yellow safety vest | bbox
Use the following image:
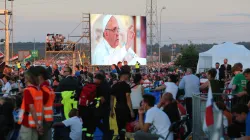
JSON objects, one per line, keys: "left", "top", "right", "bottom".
{"left": 17, "top": 63, "right": 21, "bottom": 69}
{"left": 61, "top": 91, "right": 77, "bottom": 119}
{"left": 135, "top": 63, "right": 140, "bottom": 69}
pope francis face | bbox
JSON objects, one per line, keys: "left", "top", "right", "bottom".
{"left": 104, "top": 16, "right": 120, "bottom": 48}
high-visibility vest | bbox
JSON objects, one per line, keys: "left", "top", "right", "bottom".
{"left": 41, "top": 85, "right": 55, "bottom": 122}
{"left": 61, "top": 91, "right": 77, "bottom": 120}
{"left": 17, "top": 63, "right": 21, "bottom": 69}
{"left": 18, "top": 87, "right": 43, "bottom": 128}
{"left": 135, "top": 63, "right": 140, "bottom": 69}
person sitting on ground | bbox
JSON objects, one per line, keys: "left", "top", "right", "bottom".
{"left": 134, "top": 94, "right": 173, "bottom": 140}
{"left": 216, "top": 102, "right": 232, "bottom": 126}
{"left": 231, "top": 104, "right": 250, "bottom": 139}
{"left": 157, "top": 93, "right": 180, "bottom": 123}
{"left": 53, "top": 108, "right": 83, "bottom": 140}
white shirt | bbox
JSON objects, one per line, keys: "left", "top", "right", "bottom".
{"left": 131, "top": 85, "right": 143, "bottom": 109}
{"left": 215, "top": 68, "right": 219, "bottom": 80}
{"left": 145, "top": 107, "right": 173, "bottom": 140}
{"left": 11, "top": 83, "right": 18, "bottom": 89}
{"left": 92, "top": 39, "right": 136, "bottom": 65}
{"left": 62, "top": 116, "right": 83, "bottom": 140}
{"left": 179, "top": 74, "right": 200, "bottom": 98}
{"left": 143, "top": 79, "right": 152, "bottom": 87}
{"left": 2, "top": 82, "right": 12, "bottom": 93}
{"left": 164, "top": 82, "right": 178, "bottom": 99}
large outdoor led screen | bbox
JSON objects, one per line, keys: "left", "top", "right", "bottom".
{"left": 91, "top": 14, "right": 147, "bottom": 65}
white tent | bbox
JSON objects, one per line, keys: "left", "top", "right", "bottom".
{"left": 196, "top": 42, "right": 250, "bottom": 73}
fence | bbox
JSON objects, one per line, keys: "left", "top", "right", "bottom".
{"left": 192, "top": 94, "right": 208, "bottom": 140}
{"left": 192, "top": 93, "right": 250, "bottom": 140}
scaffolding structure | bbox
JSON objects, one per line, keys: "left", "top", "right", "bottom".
{"left": 146, "top": 0, "right": 158, "bottom": 64}
{"left": 45, "top": 13, "right": 91, "bottom": 72}
{"left": 0, "top": 0, "right": 13, "bottom": 65}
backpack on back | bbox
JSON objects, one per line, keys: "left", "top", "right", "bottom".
{"left": 79, "top": 83, "right": 97, "bottom": 106}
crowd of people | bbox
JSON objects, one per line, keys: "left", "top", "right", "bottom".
{"left": 0, "top": 57, "right": 249, "bottom": 140}
{"left": 46, "top": 34, "right": 66, "bottom": 51}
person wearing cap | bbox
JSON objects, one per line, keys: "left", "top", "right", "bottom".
{"left": 92, "top": 15, "right": 137, "bottom": 65}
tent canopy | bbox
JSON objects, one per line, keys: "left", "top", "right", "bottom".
{"left": 196, "top": 42, "right": 250, "bottom": 73}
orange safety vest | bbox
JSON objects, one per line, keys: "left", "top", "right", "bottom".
{"left": 18, "top": 87, "right": 43, "bottom": 128}
{"left": 41, "top": 85, "right": 55, "bottom": 122}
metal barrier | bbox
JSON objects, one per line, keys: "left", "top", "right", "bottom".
{"left": 191, "top": 93, "right": 247, "bottom": 140}
{"left": 192, "top": 94, "right": 208, "bottom": 140}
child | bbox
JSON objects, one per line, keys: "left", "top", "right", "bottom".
{"left": 53, "top": 108, "right": 83, "bottom": 140}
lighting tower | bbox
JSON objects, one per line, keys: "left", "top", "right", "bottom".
{"left": 146, "top": 0, "right": 158, "bottom": 64}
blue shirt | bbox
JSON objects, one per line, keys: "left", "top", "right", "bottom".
{"left": 75, "top": 71, "right": 80, "bottom": 77}
{"left": 111, "top": 69, "right": 117, "bottom": 74}
{"left": 179, "top": 74, "right": 200, "bottom": 98}
{"left": 246, "top": 112, "right": 250, "bottom": 136}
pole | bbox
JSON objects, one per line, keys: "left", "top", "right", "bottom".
{"left": 5, "top": 0, "right": 6, "bottom": 10}
{"left": 5, "top": 10, "right": 9, "bottom": 65}
{"left": 72, "top": 52, "right": 76, "bottom": 74}
{"left": 159, "top": 7, "right": 165, "bottom": 70}
{"left": 169, "top": 37, "right": 174, "bottom": 62}
{"left": 159, "top": 9, "right": 162, "bottom": 68}
{"left": 11, "top": 0, "right": 14, "bottom": 58}
{"left": 33, "top": 38, "right": 35, "bottom": 62}
{"left": 150, "top": 0, "right": 153, "bottom": 65}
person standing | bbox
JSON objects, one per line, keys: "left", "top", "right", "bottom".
{"left": 56, "top": 67, "right": 78, "bottom": 92}
{"left": 94, "top": 73, "right": 113, "bottom": 140}
{"left": 121, "top": 61, "right": 131, "bottom": 73}
{"left": 215, "top": 62, "right": 220, "bottom": 80}
{"left": 25, "top": 61, "right": 31, "bottom": 71}
{"left": 45, "top": 62, "right": 52, "bottom": 79}
{"left": 52, "top": 64, "right": 60, "bottom": 88}
{"left": 130, "top": 74, "right": 144, "bottom": 120}
{"left": 243, "top": 69, "right": 250, "bottom": 102}
{"left": 219, "top": 58, "right": 232, "bottom": 81}
{"left": 231, "top": 63, "right": 248, "bottom": 104}
{"left": 0, "top": 57, "right": 5, "bottom": 74}
{"left": 46, "top": 34, "right": 51, "bottom": 51}
{"left": 135, "top": 61, "right": 140, "bottom": 73}
{"left": 111, "top": 64, "right": 117, "bottom": 74}
{"left": 179, "top": 68, "right": 200, "bottom": 119}
{"left": 36, "top": 66, "right": 55, "bottom": 140}
{"left": 110, "top": 72, "right": 134, "bottom": 140}
{"left": 18, "top": 67, "right": 44, "bottom": 140}
{"left": 116, "top": 61, "right": 122, "bottom": 75}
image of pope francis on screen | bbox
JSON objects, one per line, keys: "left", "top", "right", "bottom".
{"left": 91, "top": 14, "right": 147, "bottom": 65}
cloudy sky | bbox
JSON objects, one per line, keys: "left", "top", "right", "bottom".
{"left": 0, "top": 0, "right": 250, "bottom": 44}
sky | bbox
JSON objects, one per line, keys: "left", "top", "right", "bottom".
{"left": 0, "top": 0, "right": 250, "bottom": 44}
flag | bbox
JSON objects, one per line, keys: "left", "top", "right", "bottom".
{"left": 24, "top": 54, "right": 31, "bottom": 60}
{"left": 10, "top": 55, "right": 18, "bottom": 61}
{"left": 203, "top": 86, "right": 214, "bottom": 131}
{"left": 0, "top": 52, "right": 4, "bottom": 58}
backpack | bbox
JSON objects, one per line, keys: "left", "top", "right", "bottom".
{"left": 79, "top": 83, "right": 97, "bottom": 106}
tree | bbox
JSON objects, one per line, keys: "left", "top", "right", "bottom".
{"left": 174, "top": 45, "right": 199, "bottom": 72}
